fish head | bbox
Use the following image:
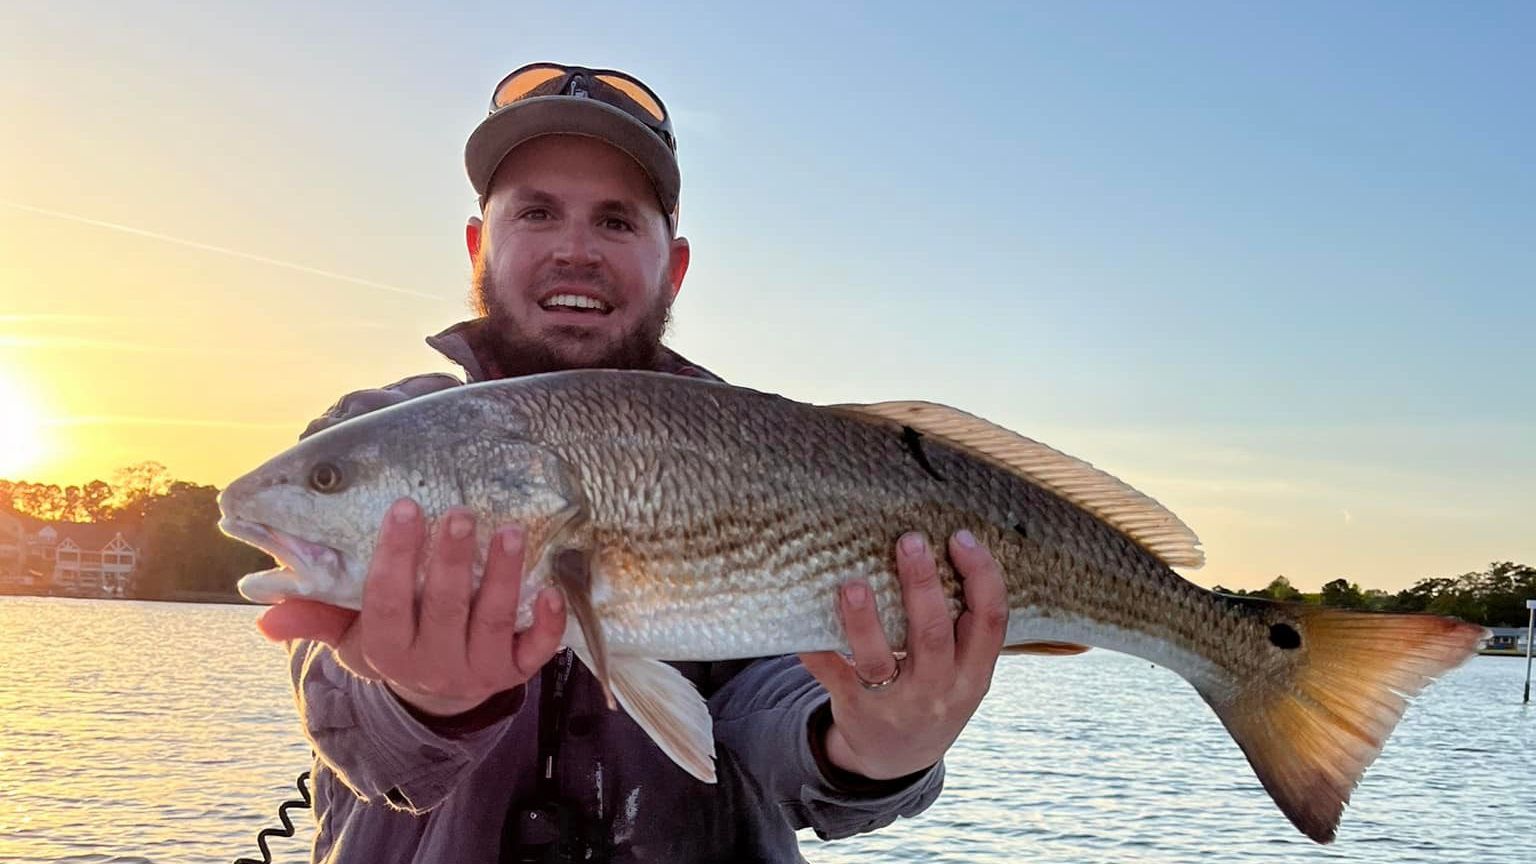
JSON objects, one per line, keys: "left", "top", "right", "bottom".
{"left": 218, "top": 384, "right": 575, "bottom": 611}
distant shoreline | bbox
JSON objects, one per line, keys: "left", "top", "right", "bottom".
{"left": 0, "top": 586, "right": 252, "bottom": 605}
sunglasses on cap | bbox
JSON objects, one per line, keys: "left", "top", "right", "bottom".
{"left": 489, "top": 62, "right": 676, "bottom": 152}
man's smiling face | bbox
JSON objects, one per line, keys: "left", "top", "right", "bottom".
{"left": 471, "top": 134, "right": 689, "bottom": 375}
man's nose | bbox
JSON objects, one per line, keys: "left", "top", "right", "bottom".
{"left": 553, "top": 221, "right": 601, "bottom": 267}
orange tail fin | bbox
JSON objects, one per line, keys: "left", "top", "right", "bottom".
{"left": 1201, "top": 606, "right": 1485, "bottom": 843}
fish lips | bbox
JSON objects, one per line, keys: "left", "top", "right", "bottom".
{"left": 220, "top": 516, "right": 350, "bottom": 604}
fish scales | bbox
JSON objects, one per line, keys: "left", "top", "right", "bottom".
{"left": 511, "top": 372, "right": 1199, "bottom": 664}
{"left": 218, "top": 368, "right": 1485, "bottom": 843}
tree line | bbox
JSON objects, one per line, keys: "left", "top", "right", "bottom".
{"left": 4, "top": 465, "right": 1532, "bottom": 622}
{"left": 1, "top": 462, "right": 273, "bottom": 600}
{"left": 1214, "top": 562, "right": 1535, "bottom": 627}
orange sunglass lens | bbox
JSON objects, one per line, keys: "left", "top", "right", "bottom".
{"left": 493, "top": 67, "right": 566, "bottom": 108}
{"left": 597, "top": 75, "right": 665, "bottom": 121}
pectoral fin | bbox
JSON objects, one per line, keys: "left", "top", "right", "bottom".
{"left": 1003, "top": 641, "right": 1092, "bottom": 656}
{"left": 550, "top": 548, "right": 616, "bottom": 708}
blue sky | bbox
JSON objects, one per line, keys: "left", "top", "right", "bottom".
{"left": 2, "top": 2, "right": 1532, "bottom": 590}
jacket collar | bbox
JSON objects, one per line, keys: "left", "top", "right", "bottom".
{"left": 425, "top": 318, "right": 722, "bottom": 383}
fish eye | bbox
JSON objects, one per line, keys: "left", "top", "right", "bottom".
{"left": 1268, "top": 622, "right": 1302, "bottom": 650}
{"left": 309, "top": 462, "right": 344, "bottom": 493}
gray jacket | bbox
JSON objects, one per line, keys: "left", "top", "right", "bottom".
{"left": 289, "top": 320, "right": 944, "bottom": 863}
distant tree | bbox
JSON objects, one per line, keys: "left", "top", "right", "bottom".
{"left": 79, "top": 480, "right": 115, "bottom": 522}
{"left": 3, "top": 478, "right": 118, "bottom": 522}
{"left": 1258, "top": 575, "right": 1303, "bottom": 603}
{"left": 10, "top": 482, "right": 66, "bottom": 520}
{"left": 135, "top": 481, "right": 272, "bottom": 599}
{"left": 1320, "top": 578, "right": 1367, "bottom": 609}
{"left": 1467, "top": 561, "right": 1536, "bottom": 627}
{"left": 1390, "top": 576, "right": 1456, "bottom": 613}
{"left": 1428, "top": 588, "right": 1485, "bottom": 625}
{"left": 106, "top": 462, "right": 174, "bottom": 523}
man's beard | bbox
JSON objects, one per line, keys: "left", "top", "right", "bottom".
{"left": 471, "top": 259, "right": 674, "bottom": 378}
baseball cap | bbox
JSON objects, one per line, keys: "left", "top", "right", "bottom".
{"left": 465, "top": 63, "right": 680, "bottom": 224}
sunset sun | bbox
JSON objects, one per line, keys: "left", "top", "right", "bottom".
{"left": 0, "top": 370, "right": 47, "bottom": 479}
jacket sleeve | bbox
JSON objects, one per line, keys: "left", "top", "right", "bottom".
{"left": 286, "top": 371, "right": 507, "bottom": 813}
{"left": 289, "top": 639, "right": 525, "bottom": 813}
{"left": 708, "top": 656, "right": 944, "bottom": 840}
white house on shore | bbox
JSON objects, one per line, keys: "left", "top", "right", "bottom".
{"left": 0, "top": 508, "right": 141, "bottom": 597}
{"left": 1480, "top": 627, "right": 1531, "bottom": 653}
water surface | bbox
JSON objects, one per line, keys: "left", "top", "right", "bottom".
{"left": 0, "top": 597, "right": 1527, "bottom": 862}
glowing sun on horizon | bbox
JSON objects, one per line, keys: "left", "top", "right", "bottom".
{"left": 0, "top": 370, "right": 46, "bottom": 479}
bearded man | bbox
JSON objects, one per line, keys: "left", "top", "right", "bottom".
{"left": 258, "top": 62, "right": 1009, "bottom": 864}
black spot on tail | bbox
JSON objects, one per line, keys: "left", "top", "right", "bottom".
{"left": 1269, "top": 622, "right": 1302, "bottom": 650}
{"left": 901, "top": 425, "right": 945, "bottom": 482}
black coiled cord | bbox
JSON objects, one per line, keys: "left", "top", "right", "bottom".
{"left": 234, "top": 767, "right": 312, "bottom": 864}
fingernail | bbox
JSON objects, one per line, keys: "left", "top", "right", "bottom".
{"left": 390, "top": 499, "right": 416, "bottom": 524}
{"left": 448, "top": 512, "right": 473, "bottom": 539}
{"left": 844, "top": 582, "right": 869, "bottom": 610}
{"left": 499, "top": 526, "right": 522, "bottom": 554}
{"left": 900, "top": 532, "right": 926, "bottom": 555}
{"left": 955, "top": 529, "right": 978, "bottom": 549}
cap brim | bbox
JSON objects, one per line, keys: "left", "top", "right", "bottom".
{"left": 465, "top": 96, "right": 679, "bottom": 213}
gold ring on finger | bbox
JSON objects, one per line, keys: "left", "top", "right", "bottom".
{"left": 855, "top": 662, "right": 900, "bottom": 692}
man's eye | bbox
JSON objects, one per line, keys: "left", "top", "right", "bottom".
{"left": 602, "top": 217, "right": 633, "bottom": 232}
{"left": 520, "top": 208, "right": 552, "bottom": 221}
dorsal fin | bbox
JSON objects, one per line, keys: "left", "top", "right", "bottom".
{"left": 829, "top": 401, "right": 1204, "bottom": 569}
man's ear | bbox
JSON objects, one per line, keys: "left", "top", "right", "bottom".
{"left": 466, "top": 216, "right": 483, "bottom": 263}
{"left": 667, "top": 236, "right": 690, "bottom": 300}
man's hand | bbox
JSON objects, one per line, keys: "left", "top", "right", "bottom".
{"left": 255, "top": 498, "right": 567, "bottom": 718}
{"left": 799, "top": 530, "right": 1009, "bottom": 781}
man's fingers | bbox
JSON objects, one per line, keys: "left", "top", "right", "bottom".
{"left": 952, "top": 530, "right": 1010, "bottom": 679}
{"left": 797, "top": 649, "right": 853, "bottom": 692}
{"left": 411, "top": 508, "right": 478, "bottom": 662}
{"left": 839, "top": 579, "right": 898, "bottom": 689}
{"left": 256, "top": 599, "right": 358, "bottom": 645}
{"left": 894, "top": 532, "right": 956, "bottom": 681}
{"left": 466, "top": 526, "right": 527, "bottom": 682}
{"left": 333, "top": 627, "right": 380, "bottom": 681}
{"left": 359, "top": 498, "right": 425, "bottom": 674}
{"left": 512, "top": 588, "right": 566, "bottom": 679}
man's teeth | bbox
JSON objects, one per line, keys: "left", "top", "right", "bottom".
{"left": 541, "top": 294, "right": 612, "bottom": 312}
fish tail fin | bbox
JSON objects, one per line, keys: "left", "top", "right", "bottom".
{"left": 1200, "top": 604, "right": 1485, "bottom": 843}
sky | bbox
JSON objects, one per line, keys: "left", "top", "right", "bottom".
{"left": 1, "top": 1, "right": 1532, "bottom": 592}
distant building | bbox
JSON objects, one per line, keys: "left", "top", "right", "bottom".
{"left": 0, "top": 508, "right": 42, "bottom": 590}
{"left": 1481, "top": 627, "right": 1530, "bottom": 653}
{"left": 0, "top": 508, "right": 141, "bottom": 597}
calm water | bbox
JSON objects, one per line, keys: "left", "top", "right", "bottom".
{"left": 0, "top": 596, "right": 1529, "bottom": 863}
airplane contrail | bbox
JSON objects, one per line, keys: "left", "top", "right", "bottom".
{"left": 44, "top": 415, "right": 298, "bottom": 430}
{"left": 0, "top": 314, "right": 138, "bottom": 325}
{"left": 2, "top": 200, "right": 452, "bottom": 303}
{"left": 0, "top": 335, "right": 203, "bottom": 353}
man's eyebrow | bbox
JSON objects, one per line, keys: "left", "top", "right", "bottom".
{"left": 508, "top": 188, "right": 559, "bottom": 206}
{"left": 595, "top": 199, "right": 640, "bottom": 218}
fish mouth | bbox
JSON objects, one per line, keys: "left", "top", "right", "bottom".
{"left": 220, "top": 516, "right": 348, "bottom": 604}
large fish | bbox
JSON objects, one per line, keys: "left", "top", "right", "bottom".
{"left": 218, "top": 370, "right": 1484, "bottom": 843}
